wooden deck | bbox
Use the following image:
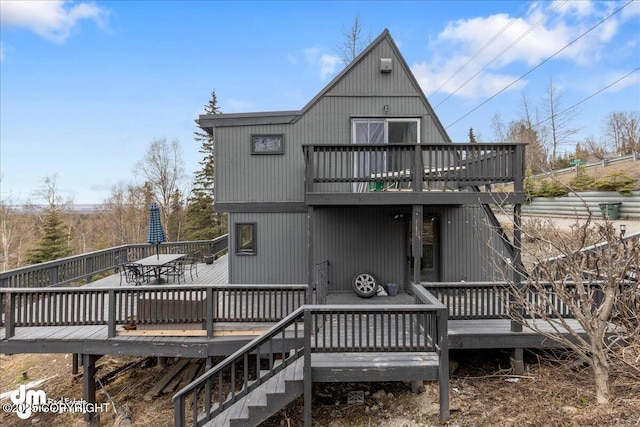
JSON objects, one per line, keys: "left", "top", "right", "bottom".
{"left": 1, "top": 259, "right": 593, "bottom": 358}
{"left": 84, "top": 254, "right": 230, "bottom": 288}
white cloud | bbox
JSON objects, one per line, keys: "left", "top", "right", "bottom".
{"left": 411, "top": 1, "right": 636, "bottom": 101}
{"left": 319, "top": 54, "right": 339, "bottom": 80}
{"left": 0, "top": 0, "right": 108, "bottom": 44}
{"left": 300, "top": 46, "right": 339, "bottom": 80}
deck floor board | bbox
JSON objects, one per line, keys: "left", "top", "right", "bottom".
{"left": 2, "top": 257, "right": 598, "bottom": 357}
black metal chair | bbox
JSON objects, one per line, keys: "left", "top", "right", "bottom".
{"left": 164, "top": 260, "right": 185, "bottom": 284}
{"left": 183, "top": 251, "right": 201, "bottom": 280}
{"left": 123, "top": 263, "right": 151, "bottom": 285}
{"left": 115, "top": 255, "right": 128, "bottom": 285}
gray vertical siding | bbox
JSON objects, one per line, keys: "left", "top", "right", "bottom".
{"left": 215, "top": 34, "right": 509, "bottom": 288}
{"left": 313, "top": 207, "right": 408, "bottom": 293}
{"left": 214, "top": 37, "right": 448, "bottom": 205}
{"left": 215, "top": 125, "right": 306, "bottom": 203}
{"left": 429, "top": 206, "right": 509, "bottom": 282}
{"left": 311, "top": 205, "right": 509, "bottom": 290}
{"left": 229, "top": 212, "right": 307, "bottom": 284}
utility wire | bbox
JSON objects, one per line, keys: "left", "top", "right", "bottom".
{"left": 526, "top": 66, "right": 640, "bottom": 133}
{"left": 445, "top": 0, "right": 635, "bottom": 130}
{"left": 436, "top": 0, "right": 566, "bottom": 108}
{"left": 431, "top": 0, "right": 534, "bottom": 97}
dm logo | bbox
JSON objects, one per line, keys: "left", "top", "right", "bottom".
{"left": 10, "top": 385, "right": 46, "bottom": 419}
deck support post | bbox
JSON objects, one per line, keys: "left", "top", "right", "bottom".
{"left": 307, "top": 206, "right": 315, "bottom": 304}
{"left": 510, "top": 348, "right": 524, "bottom": 374}
{"left": 412, "top": 205, "right": 424, "bottom": 286}
{"left": 303, "top": 308, "right": 312, "bottom": 427}
{"left": 510, "top": 203, "right": 523, "bottom": 333}
{"left": 82, "top": 353, "right": 101, "bottom": 426}
{"left": 204, "top": 356, "right": 213, "bottom": 415}
{"left": 72, "top": 353, "right": 79, "bottom": 375}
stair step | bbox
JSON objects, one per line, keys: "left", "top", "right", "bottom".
{"left": 205, "top": 361, "right": 304, "bottom": 427}
{"left": 294, "top": 355, "right": 305, "bottom": 381}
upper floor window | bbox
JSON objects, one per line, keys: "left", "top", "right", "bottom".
{"left": 352, "top": 118, "right": 419, "bottom": 144}
{"left": 236, "top": 223, "right": 256, "bottom": 255}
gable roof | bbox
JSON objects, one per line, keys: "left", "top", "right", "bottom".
{"left": 199, "top": 29, "right": 450, "bottom": 142}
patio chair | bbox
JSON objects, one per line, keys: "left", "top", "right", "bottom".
{"left": 183, "top": 251, "right": 201, "bottom": 280}
{"left": 115, "top": 255, "right": 128, "bottom": 285}
{"left": 164, "top": 260, "right": 185, "bottom": 284}
{"left": 123, "top": 263, "right": 151, "bottom": 285}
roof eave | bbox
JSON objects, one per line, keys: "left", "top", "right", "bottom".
{"left": 198, "top": 110, "right": 301, "bottom": 130}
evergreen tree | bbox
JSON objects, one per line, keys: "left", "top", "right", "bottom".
{"left": 25, "top": 176, "right": 72, "bottom": 264}
{"left": 25, "top": 207, "right": 71, "bottom": 264}
{"left": 167, "top": 188, "right": 186, "bottom": 241}
{"left": 184, "top": 91, "right": 226, "bottom": 241}
{"left": 468, "top": 127, "right": 477, "bottom": 143}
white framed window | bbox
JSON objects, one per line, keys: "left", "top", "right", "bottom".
{"left": 351, "top": 119, "right": 420, "bottom": 190}
{"left": 352, "top": 118, "right": 420, "bottom": 144}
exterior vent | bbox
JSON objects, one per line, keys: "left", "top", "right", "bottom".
{"left": 380, "top": 58, "right": 392, "bottom": 73}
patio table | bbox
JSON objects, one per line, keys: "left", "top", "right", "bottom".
{"left": 136, "top": 253, "right": 186, "bottom": 283}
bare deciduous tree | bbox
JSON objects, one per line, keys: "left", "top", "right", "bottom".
{"left": 134, "top": 138, "right": 187, "bottom": 241}
{"left": 604, "top": 111, "right": 640, "bottom": 156}
{"left": 95, "top": 183, "right": 151, "bottom": 246}
{"left": 336, "top": 13, "right": 371, "bottom": 65}
{"left": 580, "top": 136, "right": 607, "bottom": 161}
{"left": 498, "top": 212, "right": 639, "bottom": 404}
{"left": 0, "top": 190, "right": 35, "bottom": 271}
{"left": 541, "top": 78, "right": 581, "bottom": 166}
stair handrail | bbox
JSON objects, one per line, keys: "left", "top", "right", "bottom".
{"left": 173, "top": 306, "right": 306, "bottom": 427}
{"left": 174, "top": 293, "right": 451, "bottom": 426}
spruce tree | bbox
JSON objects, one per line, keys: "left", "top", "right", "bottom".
{"left": 25, "top": 176, "right": 72, "bottom": 264}
{"left": 184, "top": 91, "right": 226, "bottom": 241}
{"left": 26, "top": 207, "right": 72, "bottom": 264}
{"left": 468, "top": 127, "right": 477, "bottom": 143}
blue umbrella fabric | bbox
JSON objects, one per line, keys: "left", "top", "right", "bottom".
{"left": 146, "top": 202, "right": 166, "bottom": 258}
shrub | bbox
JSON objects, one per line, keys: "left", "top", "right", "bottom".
{"left": 568, "top": 167, "right": 596, "bottom": 192}
{"left": 537, "top": 179, "right": 568, "bottom": 197}
{"left": 593, "top": 171, "right": 636, "bottom": 195}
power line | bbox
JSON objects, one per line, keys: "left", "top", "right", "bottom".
{"left": 436, "top": 0, "right": 565, "bottom": 108}
{"left": 431, "top": 0, "right": 535, "bottom": 97}
{"left": 529, "top": 67, "right": 640, "bottom": 132}
{"left": 445, "top": 0, "right": 635, "bottom": 130}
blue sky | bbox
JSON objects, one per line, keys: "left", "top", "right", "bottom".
{"left": 1, "top": 0, "right": 639, "bottom": 205}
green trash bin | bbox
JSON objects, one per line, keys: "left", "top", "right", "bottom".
{"left": 598, "top": 203, "right": 621, "bottom": 220}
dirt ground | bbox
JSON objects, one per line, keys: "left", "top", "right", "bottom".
{"left": 1, "top": 349, "right": 639, "bottom": 427}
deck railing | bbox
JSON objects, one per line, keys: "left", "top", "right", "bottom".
{"left": 1, "top": 283, "right": 307, "bottom": 338}
{"left": 173, "top": 288, "right": 449, "bottom": 426}
{"left": 303, "top": 143, "right": 524, "bottom": 194}
{"left": 422, "top": 281, "right": 612, "bottom": 320}
{"left": 0, "top": 234, "right": 228, "bottom": 288}
{"left": 313, "top": 260, "right": 330, "bottom": 304}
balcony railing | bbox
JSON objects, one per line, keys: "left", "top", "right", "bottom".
{"left": 303, "top": 143, "right": 525, "bottom": 195}
{"left": 0, "top": 235, "right": 228, "bottom": 288}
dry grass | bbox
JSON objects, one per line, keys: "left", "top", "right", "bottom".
{"left": 2, "top": 350, "right": 640, "bottom": 426}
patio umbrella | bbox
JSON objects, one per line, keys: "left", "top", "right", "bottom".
{"left": 146, "top": 202, "right": 166, "bottom": 259}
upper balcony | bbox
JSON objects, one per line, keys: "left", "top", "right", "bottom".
{"left": 302, "top": 143, "right": 526, "bottom": 206}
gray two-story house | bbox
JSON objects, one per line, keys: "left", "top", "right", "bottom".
{"left": 199, "top": 29, "right": 524, "bottom": 298}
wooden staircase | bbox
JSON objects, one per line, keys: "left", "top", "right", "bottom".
{"left": 205, "top": 357, "right": 304, "bottom": 427}
{"left": 174, "top": 298, "right": 450, "bottom": 427}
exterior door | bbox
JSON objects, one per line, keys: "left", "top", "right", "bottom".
{"left": 408, "top": 215, "right": 440, "bottom": 283}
